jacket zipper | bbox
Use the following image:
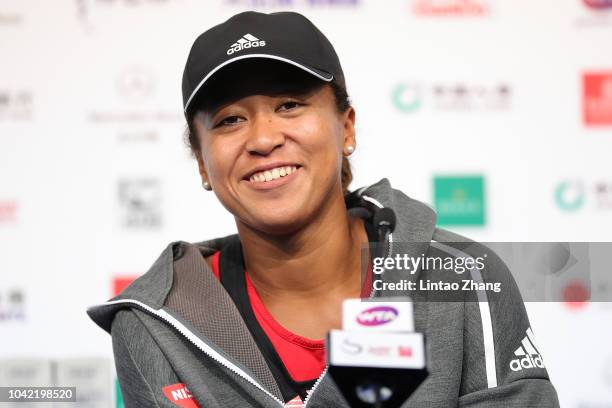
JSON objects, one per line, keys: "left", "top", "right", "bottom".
{"left": 302, "top": 366, "right": 328, "bottom": 407}
{"left": 90, "top": 299, "right": 286, "bottom": 407}
{"left": 304, "top": 217, "right": 393, "bottom": 407}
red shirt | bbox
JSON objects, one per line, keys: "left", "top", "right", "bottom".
{"left": 209, "top": 251, "right": 326, "bottom": 382}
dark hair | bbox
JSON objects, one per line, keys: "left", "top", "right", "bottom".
{"left": 183, "top": 79, "right": 354, "bottom": 194}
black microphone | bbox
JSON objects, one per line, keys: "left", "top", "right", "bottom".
{"left": 373, "top": 207, "right": 396, "bottom": 260}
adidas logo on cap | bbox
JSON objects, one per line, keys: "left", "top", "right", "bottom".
{"left": 226, "top": 33, "right": 266, "bottom": 55}
{"left": 509, "top": 328, "right": 545, "bottom": 372}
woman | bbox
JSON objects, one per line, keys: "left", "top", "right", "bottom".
{"left": 88, "top": 11, "right": 560, "bottom": 407}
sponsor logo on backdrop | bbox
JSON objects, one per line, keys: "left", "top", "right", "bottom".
{"left": 412, "top": 0, "right": 490, "bottom": 16}
{"left": 112, "top": 276, "right": 139, "bottom": 296}
{"left": 56, "top": 359, "right": 111, "bottom": 405}
{"left": 225, "top": 0, "right": 359, "bottom": 7}
{"left": 595, "top": 182, "right": 612, "bottom": 208}
{"left": 0, "top": 12, "right": 23, "bottom": 25}
{"left": 392, "top": 84, "right": 423, "bottom": 112}
{"left": 0, "top": 2, "right": 25, "bottom": 26}
{"left": 509, "top": 328, "right": 545, "bottom": 372}
{"left": 555, "top": 179, "right": 612, "bottom": 211}
{"left": 0, "top": 359, "right": 110, "bottom": 403}
{"left": 0, "top": 201, "right": 18, "bottom": 224}
{"left": 0, "top": 288, "right": 26, "bottom": 322}
{"left": 356, "top": 306, "right": 399, "bottom": 326}
{"left": 583, "top": 72, "right": 612, "bottom": 126}
{"left": 87, "top": 66, "right": 180, "bottom": 126}
{"left": 116, "top": 66, "right": 156, "bottom": 102}
{"left": 118, "top": 179, "right": 162, "bottom": 229}
{"left": 583, "top": 0, "right": 612, "bottom": 9}
{"left": 0, "top": 359, "right": 52, "bottom": 384}
{"left": 433, "top": 176, "right": 486, "bottom": 226}
{"left": 162, "top": 383, "right": 201, "bottom": 408}
{"left": 76, "top": 0, "right": 178, "bottom": 23}
{"left": 555, "top": 180, "right": 585, "bottom": 212}
{"left": 393, "top": 82, "right": 511, "bottom": 112}
{"left": 563, "top": 280, "right": 590, "bottom": 310}
{"left": 0, "top": 90, "right": 33, "bottom": 121}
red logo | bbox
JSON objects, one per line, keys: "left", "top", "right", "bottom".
{"left": 0, "top": 201, "right": 17, "bottom": 223}
{"left": 162, "top": 383, "right": 201, "bottom": 408}
{"left": 583, "top": 72, "right": 612, "bottom": 126}
{"left": 398, "top": 346, "right": 413, "bottom": 357}
{"left": 563, "top": 281, "right": 590, "bottom": 311}
{"left": 583, "top": 0, "right": 612, "bottom": 9}
{"left": 112, "top": 276, "right": 138, "bottom": 296}
{"left": 413, "top": 0, "right": 489, "bottom": 16}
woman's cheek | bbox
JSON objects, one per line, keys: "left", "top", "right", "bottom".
{"left": 291, "top": 118, "right": 336, "bottom": 152}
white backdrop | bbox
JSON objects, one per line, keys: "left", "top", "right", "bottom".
{"left": 1, "top": 0, "right": 611, "bottom": 406}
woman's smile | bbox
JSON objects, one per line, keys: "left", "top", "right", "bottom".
{"left": 243, "top": 164, "right": 303, "bottom": 191}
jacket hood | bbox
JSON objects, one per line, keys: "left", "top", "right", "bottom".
{"left": 87, "top": 177, "right": 437, "bottom": 333}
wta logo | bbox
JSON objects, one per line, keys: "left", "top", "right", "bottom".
{"left": 227, "top": 33, "right": 266, "bottom": 55}
{"left": 356, "top": 306, "right": 399, "bottom": 326}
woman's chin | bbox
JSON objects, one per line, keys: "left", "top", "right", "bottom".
{"left": 245, "top": 209, "right": 310, "bottom": 236}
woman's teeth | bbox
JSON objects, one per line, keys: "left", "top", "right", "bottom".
{"left": 249, "top": 166, "right": 298, "bottom": 183}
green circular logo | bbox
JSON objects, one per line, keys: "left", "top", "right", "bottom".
{"left": 392, "top": 84, "right": 422, "bottom": 112}
{"left": 555, "top": 181, "right": 585, "bottom": 212}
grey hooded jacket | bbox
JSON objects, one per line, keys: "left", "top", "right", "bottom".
{"left": 87, "top": 178, "right": 560, "bottom": 407}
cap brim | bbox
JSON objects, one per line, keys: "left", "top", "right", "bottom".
{"left": 184, "top": 54, "right": 334, "bottom": 113}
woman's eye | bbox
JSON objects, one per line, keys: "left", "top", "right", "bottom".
{"left": 215, "top": 116, "right": 243, "bottom": 128}
{"left": 278, "top": 101, "right": 301, "bottom": 111}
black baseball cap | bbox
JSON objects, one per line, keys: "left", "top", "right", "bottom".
{"left": 182, "top": 11, "right": 345, "bottom": 115}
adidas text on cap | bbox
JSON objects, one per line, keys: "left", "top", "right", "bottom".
{"left": 182, "top": 11, "right": 345, "bottom": 114}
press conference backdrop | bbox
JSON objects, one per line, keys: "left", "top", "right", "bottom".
{"left": 1, "top": 0, "right": 611, "bottom": 406}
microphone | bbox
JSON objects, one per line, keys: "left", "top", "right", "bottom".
{"left": 373, "top": 208, "right": 396, "bottom": 260}
{"left": 373, "top": 208, "right": 396, "bottom": 236}
{"left": 326, "top": 299, "right": 428, "bottom": 407}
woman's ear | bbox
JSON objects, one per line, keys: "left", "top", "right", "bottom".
{"left": 342, "top": 106, "right": 356, "bottom": 148}
{"left": 195, "top": 150, "right": 210, "bottom": 185}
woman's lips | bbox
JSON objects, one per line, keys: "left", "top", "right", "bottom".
{"left": 243, "top": 166, "right": 302, "bottom": 190}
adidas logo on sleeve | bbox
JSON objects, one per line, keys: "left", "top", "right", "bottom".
{"left": 226, "top": 33, "right": 266, "bottom": 55}
{"left": 509, "top": 328, "right": 545, "bottom": 371}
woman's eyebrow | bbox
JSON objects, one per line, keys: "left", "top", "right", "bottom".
{"left": 271, "top": 88, "right": 319, "bottom": 101}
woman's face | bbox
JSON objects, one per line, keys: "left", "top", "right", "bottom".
{"left": 193, "top": 61, "right": 355, "bottom": 235}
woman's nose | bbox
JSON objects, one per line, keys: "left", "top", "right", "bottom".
{"left": 244, "top": 112, "right": 285, "bottom": 156}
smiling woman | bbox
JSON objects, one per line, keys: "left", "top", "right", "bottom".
{"left": 87, "top": 10, "right": 560, "bottom": 408}
{"left": 185, "top": 59, "right": 357, "bottom": 239}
